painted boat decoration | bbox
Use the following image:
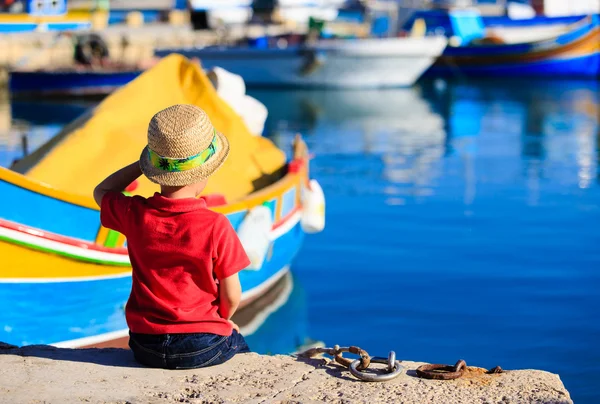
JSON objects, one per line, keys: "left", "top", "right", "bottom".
{"left": 0, "top": 0, "right": 96, "bottom": 33}
{"left": 155, "top": 35, "right": 448, "bottom": 89}
{"left": 0, "top": 54, "right": 324, "bottom": 348}
{"left": 403, "top": 10, "right": 600, "bottom": 78}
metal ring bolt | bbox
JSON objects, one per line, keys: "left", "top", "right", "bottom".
{"left": 387, "top": 351, "right": 396, "bottom": 372}
{"left": 349, "top": 355, "right": 404, "bottom": 382}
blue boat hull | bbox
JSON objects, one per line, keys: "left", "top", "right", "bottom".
{"left": 428, "top": 52, "right": 600, "bottom": 78}
{"left": 0, "top": 162, "right": 307, "bottom": 346}
{"left": 0, "top": 222, "right": 303, "bottom": 347}
{"left": 9, "top": 70, "right": 143, "bottom": 97}
{"left": 406, "top": 12, "right": 600, "bottom": 78}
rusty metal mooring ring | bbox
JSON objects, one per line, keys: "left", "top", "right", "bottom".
{"left": 349, "top": 356, "right": 404, "bottom": 382}
{"left": 298, "top": 345, "right": 370, "bottom": 370}
{"left": 416, "top": 359, "right": 467, "bottom": 380}
{"left": 333, "top": 345, "right": 371, "bottom": 370}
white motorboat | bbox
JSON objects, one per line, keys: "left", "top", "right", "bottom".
{"left": 156, "top": 35, "right": 448, "bottom": 88}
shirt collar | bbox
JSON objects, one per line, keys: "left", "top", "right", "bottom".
{"left": 148, "top": 192, "right": 208, "bottom": 213}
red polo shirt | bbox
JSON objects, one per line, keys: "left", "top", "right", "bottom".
{"left": 100, "top": 191, "right": 250, "bottom": 336}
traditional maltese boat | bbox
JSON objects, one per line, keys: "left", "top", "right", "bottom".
{"left": 0, "top": 54, "right": 325, "bottom": 348}
{"left": 404, "top": 10, "right": 600, "bottom": 78}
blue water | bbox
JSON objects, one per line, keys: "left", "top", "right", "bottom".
{"left": 1, "top": 78, "right": 599, "bottom": 402}
{"left": 250, "top": 79, "right": 600, "bottom": 404}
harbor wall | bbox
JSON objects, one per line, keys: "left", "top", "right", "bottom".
{"left": 0, "top": 344, "right": 573, "bottom": 403}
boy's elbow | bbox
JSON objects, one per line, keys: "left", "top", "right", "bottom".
{"left": 93, "top": 186, "right": 105, "bottom": 208}
{"left": 221, "top": 283, "right": 242, "bottom": 305}
{"left": 224, "top": 290, "right": 241, "bottom": 307}
{"left": 220, "top": 273, "right": 242, "bottom": 300}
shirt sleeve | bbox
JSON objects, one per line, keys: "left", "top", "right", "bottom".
{"left": 212, "top": 214, "right": 251, "bottom": 280}
{"left": 100, "top": 191, "right": 132, "bottom": 236}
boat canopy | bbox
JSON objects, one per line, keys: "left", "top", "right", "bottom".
{"left": 24, "top": 54, "right": 286, "bottom": 203}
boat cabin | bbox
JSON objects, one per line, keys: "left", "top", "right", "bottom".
{"left": 402, "top": 9, "right": 487, "bottom": 46}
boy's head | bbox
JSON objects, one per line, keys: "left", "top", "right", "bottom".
{"left": 140, "top": 104, "right": 230, "bottom": 196}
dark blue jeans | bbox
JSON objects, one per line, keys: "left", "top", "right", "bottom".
{"left": 129, "top": 330, "right": 250, "bottom": 369}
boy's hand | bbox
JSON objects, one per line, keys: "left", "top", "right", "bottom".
{"left": 228, "top": 319, "right": 240, "bottom": 333}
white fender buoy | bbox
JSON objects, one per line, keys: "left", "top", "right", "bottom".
{"left": 237, "top": 205, "right": 273, "bottom": 270}
{"left": 207, "top": 66, "right": 246, "bottom": 100}
{"left": 226, "top": 94, "right": 268, "bottom": 136}
{"left": 301, "top": 179, "right": 325, "bottom": 234}
{"left": 207, "top": 66, "right": 268, "bottom": 136}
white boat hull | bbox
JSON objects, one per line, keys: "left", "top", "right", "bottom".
{"left": 156, "top": 37, "right": 447, "bottom": 88}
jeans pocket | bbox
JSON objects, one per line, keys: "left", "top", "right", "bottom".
{"left": 165, "top": 333, "right": 230, "bottom": 369}
{"left": 167, "top": 334, "right": 227, "bottom": 358}
{"left": 173, "top": 349, "right": 224, "bottom": 370}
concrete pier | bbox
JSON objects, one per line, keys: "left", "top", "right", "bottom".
{"left": 0, "top": 344, "right": 573, "bottom": 403}
{"left": 0, "top": 24, "right": 217, "bottom": 72}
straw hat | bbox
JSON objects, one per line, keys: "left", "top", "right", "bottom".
{"left": 139, "top": 104, "right": 230, "bottom": 186}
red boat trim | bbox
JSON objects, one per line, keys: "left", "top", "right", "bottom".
{"left": 274, "top": 207, "right": 301, "bottom": 230}
{"left": 0, "top": 218, "right": 128, "bottom": 255}
{"left": 0, "top": 206, "right": 302, "bottom": 254}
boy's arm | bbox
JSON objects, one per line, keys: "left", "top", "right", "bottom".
{"left": 218, "top": 273, "right": 242, "bottom": 320}
{"left": 93, "top": 162, "right": 142, "bottom": 207}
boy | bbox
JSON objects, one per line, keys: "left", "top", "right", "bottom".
{"left": 93, "top": 104, "right": 251, "bottom": 369}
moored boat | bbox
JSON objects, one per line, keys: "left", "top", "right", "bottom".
{"left": 155, "top": 35, "right": 448, "bottom": 89}
{"left": 8, "top": 66, "right": 145, "bottom": 98}
{"left": 8, "top": 32, "right": 154, "bottom": 98}
{"left": 0, "top": 54, "right": 324, "bottom": 348}
{"left": 403, "top": 10, "right": 600, "bottom": 78}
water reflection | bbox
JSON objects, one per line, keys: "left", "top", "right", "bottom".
{"left": 239, "top": 273, "right": 318, "bottom": 354}
{"left": 426, "top": 79, "right": 600, "bottom": 194}
{"left": 252, "top": 81, "right": 599, "bottom": 217}
{"left": 250, "top": 88, "right": 447, "bottom": 206}
{"left": 0, "top": 94, "right": 89, "bottom": 168}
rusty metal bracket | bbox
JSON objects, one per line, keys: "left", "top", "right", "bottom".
{"left": 416, "top": 359, "right": 467, "bottom": 380}
{"left": 416, "top": 360, "right": 504, "bottom": 380}
{"left": 487, "top": 366, "right": 503, "bottom": 374}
